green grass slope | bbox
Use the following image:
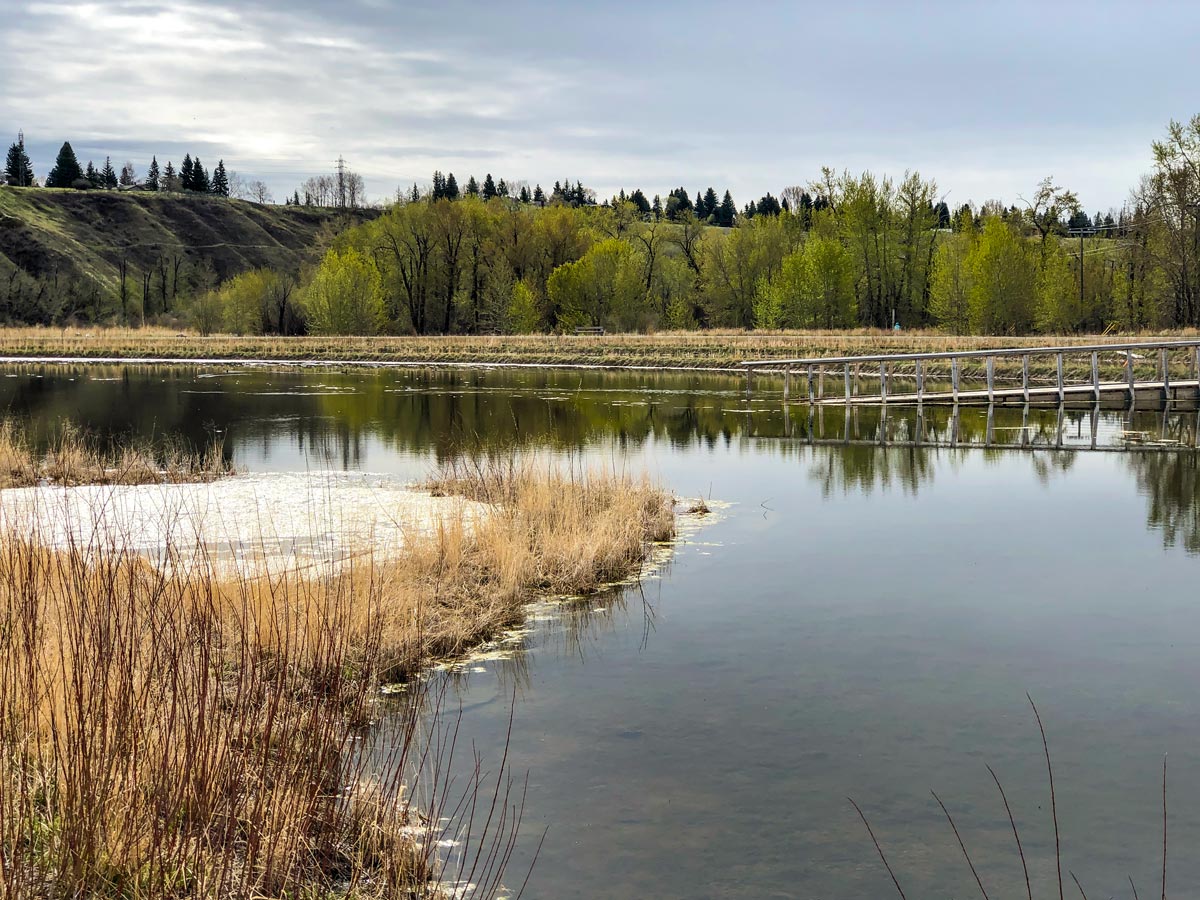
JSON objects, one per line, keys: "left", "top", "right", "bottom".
{"left": 0, "top": 187, "right": 373, "bottom": 290}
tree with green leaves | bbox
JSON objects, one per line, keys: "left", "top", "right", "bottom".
{"left": 929, "top": 233, "right": 973, "bottom": 334}
{"left": 100, "top": 157, "right": 117, "bottom": 189}
{"left": 45, "top": 141, "right": 83, "bottom": 188}
{"left": 146, "top": 156, "right": 160, "bottom": 190}
{"left": 4, "top": 136, "right": 35, "bottom": 187}
{"left": 211, "top": 160, "right": 229, "bottom": 196}
{"left": 532, "top": 184, "right": 545, "bottom": 206}
{"left": 119, "top": 161, "right": 136, "bottom": 187}
{"left": 180, "top": 155, "right": 194, "bottom": 189}
{"left": 717, "top": 190, "right": 736, "bottom": 227}
{"left": 303, "top": 248, "right": 386, "bottom": 335}
{"left": 163, "top": 160, "right": 180, "bottom": 192}
{"left": 445, "top": 172, "right": 459, "bottom": 200}
{"left": 190, "top": 158, "right": 210, "bottom": 192}
{"left": 465, "top": 175, "right": 479, "bottom": 196}
{"left": 482, "top": 174, "right": 497, "bottom": 201}
{"left": 967, "top": 215, "right": 1037, "bottom": 333}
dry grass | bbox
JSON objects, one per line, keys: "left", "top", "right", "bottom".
{"left": 1, "top": 325, "right": 1198, "bottom": 372}
{"left": 0, "top": 421, "right": 233, "bottom": 488}
{"left": 0, "top": 459, "right": 674, "bottom": 899}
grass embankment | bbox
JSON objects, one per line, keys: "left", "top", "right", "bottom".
{"left": 0, "top": 326, "right": 1197, "bottom": 379}
{"left": 0, "top": 421, "right": 232, "bottom": 487}
{"left": 0, "top": 453, "right": 674, "bottom": 899}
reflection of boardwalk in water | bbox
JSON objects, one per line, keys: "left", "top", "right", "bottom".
{"left": 774, "top": 401, "right": 1200, "bottom": 451}
{"left": 741, "top": 338, "right": 1200, "bottom": 409}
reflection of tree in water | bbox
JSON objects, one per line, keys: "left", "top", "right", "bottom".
{"left": 1127, "top": 451, "right": 1200, "bottom": 554}
{"left": 806, "top": 444, "right": 938, "bottom": 497}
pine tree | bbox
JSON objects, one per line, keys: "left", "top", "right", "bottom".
{"left": 294, "top": 190, "right": 301, "bottom": 206}
{"left": 533, "top": 184, "right": 545, "bottom": 206}
{"left": 695, "top": 192, "right": 706, "bottom": 217}
{"left": 703, "top": 188, "right": 719, "bottom": 220}
{"left": 180, "top": 155, "right": 194, "bottom": 190}
{"left": 717, "top": 190, "right": 736, "bottom": 227}
{"left": 409, "top": 183, "right": 420, "bottom": 203}
{"left": 445, "top": 172, "right": 459, "bottom": 200}
{"left": 4, "top": 135, "right": 35, "bottom": 187}
{"left": 85, "top": 161, "right": 101, "bottom": 188}
{"left": 45, "top": 141, "right": 83, "bottom": 188}
{"left": 465, "top": 176, "right": 479, "bottom": 196}
{"left": 119, "top": 161, "right": 136, "bottom": 186}
{"left": 497, "top": 178, "right": 508, "bottom": 198}
{"left": 211, "top": 159, "right": 229, "bottom": 196}
{"left": 652, "top": 195, "right": 663, "bottom": 219}
{"left": 431, "top": 170, "right": 445, "bottom": 200}
{"left": 163, "top": 161, "right": 178, "bottom": 192}
{"left": 146, "top": 156, "right": 160, "bottom": 191}
{"left": 519, "top": 185, "right": 531, "bottom": 204}
{"left": 100, "top": 156, "right": 118, "bottom": 189}
{"left": 191, "top": 157, "right": 210, "bottom": 192}
{"left": 482, "top": 173, "right": 496, "bottom": 200}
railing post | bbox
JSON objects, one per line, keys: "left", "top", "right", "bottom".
{"left": 1022, "top": 354, "right": 1030, "bottom": 403}
{"left": 807, "top": 365, "right": 814, "bottom": 403}
{"left": 880, "top": 361, "right": 888, "bottom": 404}
{"left": 746, "top": 366, "right": 752, "bottom": 398}
{"left": 1195, "top": 345, "right": 1200, "bottom": 383}
{"left": 844, "top": 362, "right": 851, "bottom": 403}
{"left": 783, "top": 366, "right": 790, "bottom": 400}
{"left": 1127, "top": 349, "right": 1136, "bottom": 408}
{"left": 1091, "top": 351, "right": 1100, "bottom": 401}
{"left": 951, "top": 356, "right": 959, "bottom": 402}
{"left": 818, "top": 367, "right": 825, "bottom": 400}
{"left": 1161, "top": 348, "right": 1171, "bottom": 401}
{"left": 916, "top": 359, "right": 924, "bottom": 403}
{"left": 986, "top": 356, "right": 995, "bottom": 403}
{"left": 1056, "top": 353, "right": 1065, "bottom": 403}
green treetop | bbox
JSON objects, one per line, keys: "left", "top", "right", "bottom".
{"left": 45, "top": 141, "right": 83, "bottom": 188}
{"left": 4, "top": 136, "right": 35, "bottom": 187}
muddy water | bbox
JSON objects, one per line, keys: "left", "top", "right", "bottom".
{"left": 2, "top": 362, "right": 1199, "bottom": 898}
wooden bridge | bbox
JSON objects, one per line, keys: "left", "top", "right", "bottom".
{"left": 740, "top": 338, "right": 1200, "bottom": 408}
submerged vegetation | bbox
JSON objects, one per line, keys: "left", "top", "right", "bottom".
{"left": 0, "top": 455, "right": 675, "bottom": 898}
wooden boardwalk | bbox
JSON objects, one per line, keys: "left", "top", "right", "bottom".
{"left": 740, "top": 338, "right": 1200, "bottom": 408}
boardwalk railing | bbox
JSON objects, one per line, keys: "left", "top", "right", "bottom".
{"left": 740, "top": 338, "right": 1200, "bottom": 407}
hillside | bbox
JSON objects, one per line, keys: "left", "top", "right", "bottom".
{"left": 0, "top": 188, "right": 373, "bottom": 301}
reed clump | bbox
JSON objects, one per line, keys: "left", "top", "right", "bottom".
{"left": 0, "top": 458, "right": 673, "bottom": 899}
{"left": 0, "top": 420, "right": 233, "bottom": 488}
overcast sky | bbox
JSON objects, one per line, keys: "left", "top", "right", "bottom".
{"left": 2, "top": 1, "right": 1197, "bottom": 211}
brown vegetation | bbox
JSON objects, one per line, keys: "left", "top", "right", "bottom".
{"left": 0, "top": 420, "right": 232, "bottom": 488}
{"left": 0, "top": 458, "right": 674, "bottom": 898}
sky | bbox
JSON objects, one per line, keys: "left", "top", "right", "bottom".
{"left": 2, "top": 0, "right": 1198, "bottom": 212}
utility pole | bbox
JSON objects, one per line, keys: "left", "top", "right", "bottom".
{"left": 1069, "top": 226, "right": 1085, "bottom": 313}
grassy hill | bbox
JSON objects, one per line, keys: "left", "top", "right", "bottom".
{"left": 0, "top": 187, "right": 373, "bottom": 303}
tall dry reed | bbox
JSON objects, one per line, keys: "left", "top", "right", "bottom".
{"left": 0, "top": 458, "right": 673, "bottom": 898}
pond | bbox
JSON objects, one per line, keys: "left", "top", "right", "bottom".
{"left": 3, "top": 362, "right": 1199, "bottom": 899}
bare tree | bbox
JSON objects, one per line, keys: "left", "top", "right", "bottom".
{"left": 249, "top": 180, "right": 273, "bottom": 205}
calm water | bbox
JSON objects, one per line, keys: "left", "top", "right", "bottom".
{"left": 4, "top": 363, "right": 1200, "bottom": 899}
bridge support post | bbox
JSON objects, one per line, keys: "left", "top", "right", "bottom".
{"left": 916, "top": 359, "right": 924, "bottom": 404}
{"left": 746, "top": 367, "right": 753, "bottom": 398}
{"left": 1127, "top": 349, "right": 1136, "bottom": 408}
{"left": 807, "top": 365, "right": 814, "bottom": 403}
{"left": 1161, "top": 348, "right": 1171, "bottom": 402}
{"left": 880, "top": 361, "right": 888, "bottom": 404}
{"left": 844, "top": 363, "right": 851, "bottom": 403}
{"left": 1022, "top": 355, "right": 1030, "bottom": 403}
{"left": 818, "top": 367, "right": 825, "bottom": 400}
{"left": 1091, "top": 352, "right": 1100, "bottom": 401}
{"left": 951, "top": 357, "right": 959, "bottom": 402}
{"left": 1056, "top": 353, "right": 1065, "bottom": 403}
{"left": 986, "top": 357, "right": 995, "bottom": 403}
{"left": 783, "top": 366, "right": 790, "bottom": 400}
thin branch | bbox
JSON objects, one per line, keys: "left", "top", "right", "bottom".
{"left": 987, "top": 764, "right": 1032, "bottom": 900}
{"left": 932, "top": 790, "right": 990, "bottom": 900}
{"left": 848, "top": 797, "right": 907, "bottom": 900}
{"left": 1029, "top": 693, "right": 1064, "bottom": 900}
{"left": 1162, "top": 754, "right": 1167, "bottom": 900}
{"left": 1070, "top": 870, "right": 1090, "bottom": 900}
{"left": 1130, "top": 875, "right": 1140, "bottom": 900}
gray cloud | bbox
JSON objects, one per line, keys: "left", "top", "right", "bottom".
{"left": 2, "top": 0, "right": 1197, "bottom": 209}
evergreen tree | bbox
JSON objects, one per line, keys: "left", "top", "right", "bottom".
{"left": 163, "top": 160, "right": 178, "bottom": 191}
{"left": 294, "top": 189, "right": 301, "bottom": 206}
{"left": 431, "top": 170, "right": 445, "bottom": 200}
{"left": 497, "top": 178, "right": 509, "bottom": 198}
{"left": 211, "top": 159, "right": 229, "bottom": 196}
{"left": 717, "top": 190, "right": 736, "bottom": 227}
{"left": 45, "top": 141, "right": 83, "bottom": 188}
{"left": 101, "top": 156, "right": 118, "bottom": 189}
{"left": 533, "top": 184, "right": 545, "bottom": 206}
{"left": 756, "top": 193, "right": 781, "bottom": 216}
{"left": 703, "top": 187, "right": 719, "bottom": 220}
{"left": 482, "top": 173, "right": 497, "bottom": 200}
{"left": 119, "top": 161, "right": 136, "bottom": 186}
{"left": 146, "top": 156, "right": 160, "bottom": 190}
{"left": 4, "top": 135, "right": 35, "bottom": 187}
{"left": 409, "top": 183, "right": 420, "bottom": 203}
{"left": 695, "top": 191, "right": 706, "bottom": 217}
{"left": 445, "top": 172, "right": 459, "bottom": 200}
{"left": 652, "top": 194, "right": 663, "bottom": 219}
{"left": 191, "top": 157, "right": 210, "bottom": 192}
{"left": 628, "top": 188, "right": 650, "bottom": 215}
{"left": 84, "top": 161, "right": 101, "bottom": 188}
{"left": 518, "top": 185, "right": 531, "bottom": 203}
{"left": 465, "top": 176, "right": 479, "bottom": 196}
{"left": 180, "top": 154, "right": 195, "bottom": 189}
